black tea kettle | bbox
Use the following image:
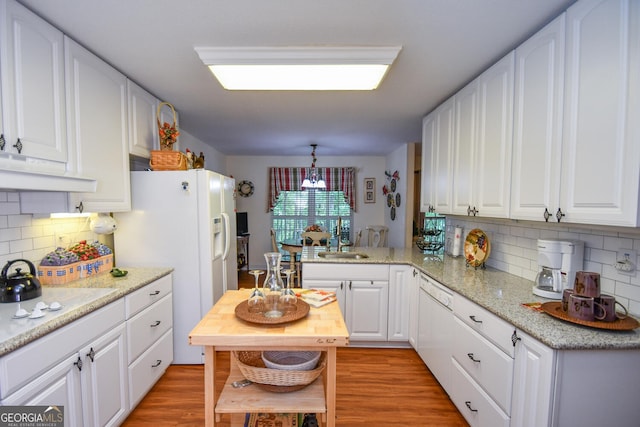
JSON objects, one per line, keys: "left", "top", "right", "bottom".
{"left": 0, "top": 259, "right": 42, "bottom": 303}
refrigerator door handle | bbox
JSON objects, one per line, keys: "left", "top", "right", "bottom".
{"left": 221, "top": 212, "right": 231, "bottom": 260}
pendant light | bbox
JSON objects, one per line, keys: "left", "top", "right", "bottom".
{"left": 301, "top": 144, "right": 326, "bottom": 189}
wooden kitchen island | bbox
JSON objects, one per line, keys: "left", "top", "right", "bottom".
{"left": 189, "top": 290, "right": 349, "bottom": 427}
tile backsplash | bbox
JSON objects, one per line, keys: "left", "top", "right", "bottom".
{"left": 446, "top": 215, "right": 640, "bottom": 316}
{"left": 0, "top": 192, "right": 96, "bottom": 269}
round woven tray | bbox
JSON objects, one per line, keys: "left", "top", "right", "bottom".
{"left": 233, "top": 350, "right": 326, "bottom": 393}
{"left": 234, "top": 299, "right": 310, "bottom": 325}
{"left": 541, "top": 302, "right": 639, "bottom": 330}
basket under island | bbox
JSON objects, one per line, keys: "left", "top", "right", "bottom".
{"left": 189, "top": 289, "right": 349, "bottom": 427}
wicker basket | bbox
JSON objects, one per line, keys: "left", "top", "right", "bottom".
{"left": 233, "top": 351, "right": 325, "bottom": 392}
{"left": 149, "top": 150, "right": 188, "bottom": 171}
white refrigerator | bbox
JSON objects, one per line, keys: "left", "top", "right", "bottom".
{"left": 114, "top": 169, "right": 237, "bottom": 364}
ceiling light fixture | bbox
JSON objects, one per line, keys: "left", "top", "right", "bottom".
{"left": 302, "top": 144, "right": 326, "bottom": 189}
{"left": 194, "top": 46, "right": 402, "bottom": 90}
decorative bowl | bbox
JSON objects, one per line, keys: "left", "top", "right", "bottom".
{"left": 261, "top": 351, "right": 321, "bottom": 371}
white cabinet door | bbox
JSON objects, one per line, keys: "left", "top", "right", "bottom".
{"left": 560, "top": 0, "right": 640, "bottom": 226}
{"left": 452, "top": 79, "right": 479, "bottom": 216}
{"left": 408, "top": 268, "right": 419, "bottom": 348}
{"left": 80, "top": 323, "right": 128, "bottom": 427}
{"left": 128, "top": 80, "right": 159, "bottom": 158}
{"left": 0, "top": 0, "right": 67, "bottom": 163}
{"left": 65, "top": 36, "right": 131, "bottom": 213}
{"left": 388, "top": 265, "right": 411, "bottom": 342}
{"left": 0, "top": 352, "right": 84, "bottom": 426}
{"left": 346, "top": 280, "right": 388, "bottom": 341}
{"left": 420, "top": 112, "right": 436, "bottom": 213}
{"left": 422, "top": 98, "right": 455, "bottom": 215}
{"left": 510, "top": 329, "right": 555, "bottom": 427}
{"left": 452, "top": 52, "right": 514, "bottom": 218}
{"left": 303, "top": 278, "right": 388, "bottom": 341}
{"left": 475, "top": 52, "right": 514, "bottom": 218}
{"left": 510, "top": 15, "right": 565, "bottom": 222}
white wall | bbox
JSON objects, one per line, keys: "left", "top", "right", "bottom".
{"left": 385, "top": 144, "right": 413, "bottom": 248}
{"left": 227, "top": 155, "right": 386, "bottom": 269}
{"left": 176, "top": 129, "right": 227, "bottom": 175}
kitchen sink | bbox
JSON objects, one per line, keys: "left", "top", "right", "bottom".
{"left": 317, "top": 252, "right": 369, "bottom": 259}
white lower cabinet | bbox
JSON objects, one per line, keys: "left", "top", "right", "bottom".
{"left": 450, "top": 359, "right": 510, "bottom": 427}
{"left": 388, "top": 265, "right": 412, "bottom": 342}
{"left": 0, "top": 274, "right": 173, "bottom": 426}
{"left": 78, "top": 323, "right": 129, "bottom": 427}
{"left": 0, "top": 299, "right": 128, "bottom": 427}
{"left": 125, "top": 274, "right": 173, "bottom": 408}
{"left": 510, "top": 329, "right": 555, "bottom": 427}
{"left": 450, "top": 293, "right": 515, "bottom": 427}
{"left": 303, "top": 263, "right": 389, "bottom": 341}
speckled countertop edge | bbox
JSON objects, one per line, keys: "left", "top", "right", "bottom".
{"left": 0, "top": 267, "right": 173, "bottom": 356}
{"left": 301, "top": 247, "right": 640, "bottom": 351}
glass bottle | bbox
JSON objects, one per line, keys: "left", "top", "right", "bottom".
{"left": 263, "top": 252, "right": 284, "bottom": 318}
{"left": 263, "top": 252, "right": 284, "bottom": 292}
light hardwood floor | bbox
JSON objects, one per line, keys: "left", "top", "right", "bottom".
{"left": 121, "top": 348, "right": 469, "bottom": 427}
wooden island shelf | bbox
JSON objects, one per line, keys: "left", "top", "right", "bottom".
{"left": 189, "top": 290, "right": 349, "bottom": 427}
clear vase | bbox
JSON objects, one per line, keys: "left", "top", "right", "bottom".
{"left": 263, "top": 252, "right": 284, "bottom": 318}
{"left": 263, "top": 252, "right": 284, "bottom": 292}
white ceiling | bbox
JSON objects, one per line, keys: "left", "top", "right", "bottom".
{"left": 19, "top": 0, "right": 576, "bottom": 157}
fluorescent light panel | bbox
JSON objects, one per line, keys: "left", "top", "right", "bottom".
{"left": 195, "top": 46, "right": 401, "bottom": 91}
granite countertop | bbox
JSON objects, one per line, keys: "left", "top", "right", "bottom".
{"left": 0, "top": 267, "right": 173, "bottom": 356}
{"left": 301, "top": 246, "right": 640, "bottom": 351}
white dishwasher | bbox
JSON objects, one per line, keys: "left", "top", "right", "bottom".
{"left": 417, "top": 273, "right": 454, "bottom": 393}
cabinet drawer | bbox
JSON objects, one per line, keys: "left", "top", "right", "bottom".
{"left": 127, "top": 294, "right": 172, "bottom": 362}
{"left": 128, "top": 329, "right": 173, "bottom": 408}
{"left": 450, "top": 359, "right": 510, "bottom": 427}
{"left": 455, "top": 295, "right": 514, "bottom": 357}
{"left": 303, "top": 263, "right": 389, "bottom": 281}
{"left": 0, "top": 299, "right": 125, "bottom": 399}
{"left": 125, "top": 274, "right": 172, "bottom": 318}
{"left": 453, "top": 317, "right": 513, "bottom": 413}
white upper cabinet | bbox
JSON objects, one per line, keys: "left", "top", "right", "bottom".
{"left": 128, "top": 80, "right": 159, "bottom": 159}
{"left": 420, "top": 112, "right": 436, "bottom": 213}
{"left": 452, "top": 79, "right": 480, "bottom": 216}
{"left": 422, "top": 98, "right": 455, "bottom": 214}
{"left": 65, "top": 37, "right": 131, "bottom": 213}
{"left": 560, "top": 0, "right": 640, "bottom": 226}
{"left": 510, "top": 15, "right": 566, "bottom": 222}
{"left": 0, "top": 0, "right": 67, "bottom": 163}
{"left": 475, "top": 52, "right": 514, "bottom": 218}
{"left": 452, "top": 52, "right": 514, "bottom": 218}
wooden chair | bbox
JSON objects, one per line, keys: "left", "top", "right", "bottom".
{"left": 301, "top": 231, "right": 331, "bottom": 248}
{"left": 366, "top": 225, "right": 388, "bottom": 247}
{"left": 270, "top": 228, "right": 301, "bottom": 286}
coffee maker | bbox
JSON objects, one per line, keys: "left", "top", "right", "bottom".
{"left": 533, "top": 239, "right": 584, "bottom": 299}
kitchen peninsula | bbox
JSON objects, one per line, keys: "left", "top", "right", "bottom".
{"left": 301, "top": 246, "right": 640, "bottom": 427}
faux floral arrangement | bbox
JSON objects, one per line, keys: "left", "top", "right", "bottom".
{"left": 305, "top": 224, "right": 324, "bottom": 232}
{"left": 158, "top": 121, "right": 180, "bottom": 150}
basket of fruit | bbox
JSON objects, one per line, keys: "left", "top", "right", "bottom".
{"left": 38, "top": 248, "right": 81, "bottom": 285}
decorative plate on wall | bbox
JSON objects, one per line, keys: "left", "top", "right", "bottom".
{"left": 238, "top": 180, "right": 254, "bottom": 197}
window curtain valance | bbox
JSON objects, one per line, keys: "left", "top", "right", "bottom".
{"left": 268, "top": 167, "right": 356, "bottom": 211}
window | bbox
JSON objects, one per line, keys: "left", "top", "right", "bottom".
{"left": 271, "top": 189, "right": 353, "bottom": 245}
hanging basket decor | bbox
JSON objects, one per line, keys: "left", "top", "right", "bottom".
{"left": 157, "top": 101, "right": 180, "bottom": 151}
